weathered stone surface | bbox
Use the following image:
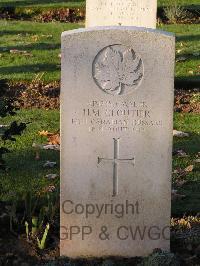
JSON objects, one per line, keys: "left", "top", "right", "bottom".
{"left": 61, "top": 27, "right": 175, "bottom": 258}
{"left": 86, "top": 0, "right": 157, "bottom": 28}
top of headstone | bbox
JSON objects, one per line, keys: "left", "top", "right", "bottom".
{"left": 86, "top": 0, "right": 157, "bottom": 29}
{"left": 61, "top": 26, "right": 174, "bottom": 39}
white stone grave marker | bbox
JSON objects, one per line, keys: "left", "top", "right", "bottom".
{"left": 86, "top": 0, "right": 157, "bottom": 28}
{"left": 61, "top": 27, "right": 175, "bottom": 258}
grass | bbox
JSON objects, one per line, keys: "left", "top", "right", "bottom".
{"left": 0, "top": 109, "right": 60, "bottom": 201}
{"left": 0, "top": 109, "right": 199, "bottom": 217}
{"left": 0, "top": 0, "right": 199, "bottom": 9}
{"left": 0, "top": 21, "right": 199, "bottom": 83}
{"left": 0, "top": 0, "right": 85, "bottom": 9}
{"left": 158, "top": 0, "right": 200, "bottom": 8}
{"left": 0, "top": 20, "right": 81, "bottom": 82}
{"left": 173, "top": 113, "right": 200, "bottom": 216}
{"left": 161, "top": 24, "right": 200, "bottom": 83}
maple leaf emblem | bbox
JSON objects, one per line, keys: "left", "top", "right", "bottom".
{"left": 93, "top": 45, "right": 143, "bottom": 95}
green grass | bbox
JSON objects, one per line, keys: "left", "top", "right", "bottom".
{"left": 0, "top": 0, "right": 199, "bottom": 9}
{"left": 0, "top": 0, "right": 85, "bottom": 9}
{"left": 158, "top": 0, "right": 200, "bottom": 7}
{"left": 161, "top": 24, "right": 200, "bottom": 83}
{"left": 0, "top": 21, "right": 199, "bottom": 83}
{"left": 0, "top": 110, "right": 199, "bottom": 217}
{"left": 173, "top": 113, "right": 200, "bottom": 216}
{"left": 0, "top": 109, "right": 60, "bottom": 201}
{"left": 0, "top": 20, "right": 81, "bottom": 82}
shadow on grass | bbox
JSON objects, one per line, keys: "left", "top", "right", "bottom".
{"left": 0, "top": 43, "right": 60, "bottom": 52}
{"left": 0, "top": 0, "right": 84, "bottom": 7}
{"left": 0, "top": 30, "right": 37, "bottom": 36}
{"left": 172, "top": 131, "right": 200, "bottom": 216}
{"left": 172, "top": 180, "right": 200, "bottom": 217}
{"left": 176, "top": 34, "right": 200, "bottom": 42}
{"left": 0, "top": 63, "right": 60, "bottom": 75}
{"left": 176, "top": 53, "right": 200, "bottom": 61}
{"left": 0, "top": 147, "right": 60, "bottom": 201}
{"left": 175, "top": 77, "right": 200, "bottom": 89}
{"left": 174, "top": 132, "right": 200, "bottom": 155}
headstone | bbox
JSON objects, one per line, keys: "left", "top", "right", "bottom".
{"left": 61, "top": 27, "right": 175, "bottom": 258}
{"left": 86, "top": 0, "right": 157, "bottom": 28}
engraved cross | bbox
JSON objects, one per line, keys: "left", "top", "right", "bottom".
{"left": 98, "top": 138, "right": 135, "bottom": 197}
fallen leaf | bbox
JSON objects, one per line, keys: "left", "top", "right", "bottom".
{"left": 38, "top": 130, "right": 49, "bottom": 136}
{"left": 193, "top": 52, "right": 200, "bottom": 56}
{"left": 47, "top": 185, "right": 56, "bottom": 192}
{"left": 178, "top": 218, "right": 191, "bottom": 229}
{"left": 184, "top": 165, "right": 194, "bottom": 172}
{"left": 10, "top": 49, "right": 20, "bottom": 54}
{"left": 43, "top": 161, "right": 57, "bottom": 168}
{"left": 10, "top": 49, "right": 32, "bottom": 56}
{"left": 38, "top": 131, "right": 60, "bottom": 145}
{"left": 45, "top": 174, "right": 57, "bottom": 180}
{"left": 41, "top": 34, "right": 53, "bottom": 38}
{"left": 173, "top": 130, "right": 189, "bottom": 137}
{"left": 194, "top": 159, "right": 200, "bottom": 163}
{"left": 31, "top": 35, "right": 39, "bottom": 42}
{"left": 173, "top": 149, "right": 188, "bottom": 157}
{"left": 43, "top": 144, "right": 60, "bottom": 151}
{"left": 42, "top": 185, "right": 56, "bottom": 193}
{"left": 48, "top": 133, "right": 60, "bottom": 145}
{"left": 33, "top": 143, "right": 60, "bottom": 151}
{"left": 176, "top": 56, "right": 187, "bottom": 62}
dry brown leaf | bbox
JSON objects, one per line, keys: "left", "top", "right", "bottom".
{"left": 48, "top": 133, "right": 60, "bottom": 145}
{"left": 10, "top": 49, "right": 32, "bottom": 56}
{"left": 38, "top": 130, "right": 49, "bottom": 136}
{"left": 38, "top": 131, "right": 60, "bottom": 144}
{"left": 184, "top": 165, "right": 194, "bottom": 172}
{"left": 177, "top": 49, "right": 182, "bottom": 54}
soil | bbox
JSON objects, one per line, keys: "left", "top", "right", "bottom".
{"left": 0, "top": 6, "right": 199, "bottom": 24}
{"left": 174, "top": 89, "right": 200, "bottom": 113}
{"left": 6, "top": 82, "right": 200, "bottom": 113}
